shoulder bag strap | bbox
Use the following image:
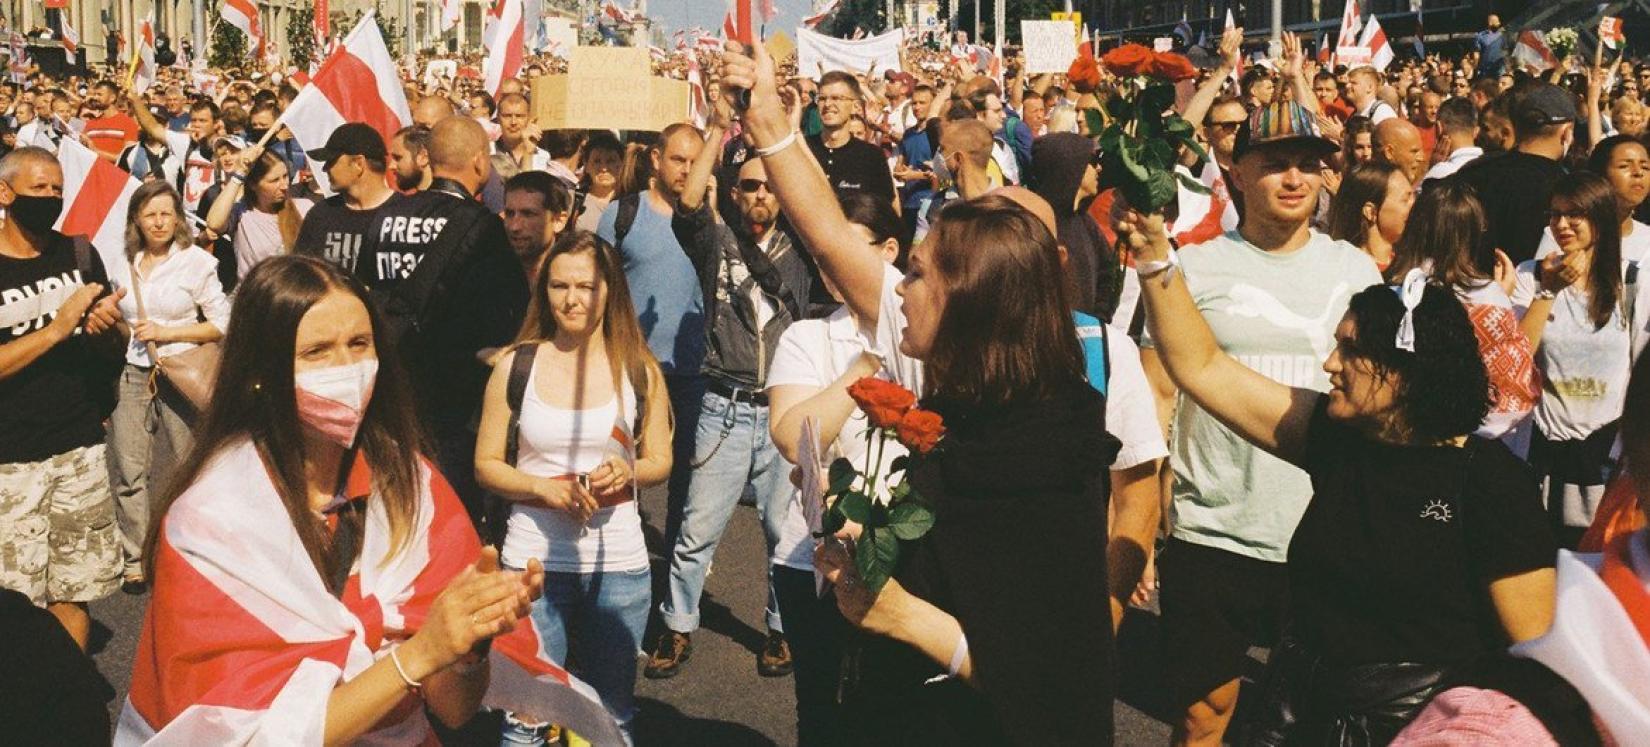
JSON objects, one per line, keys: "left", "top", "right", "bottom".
{"left": 613, "top": 192, "right": 641, "bottom": 253}
{"left": 504, "top": 342, "right": 540, "bottom": 468}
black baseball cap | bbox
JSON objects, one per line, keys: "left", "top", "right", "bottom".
{"left": 1510, "top": 83, "right": 1577, "bottom": 129}
{"left": 306, "top": 123, "right": 387, "bottom": 166}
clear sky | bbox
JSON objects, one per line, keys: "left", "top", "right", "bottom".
{"left": 648, "top": 0, "right": 812, "bottom": 38}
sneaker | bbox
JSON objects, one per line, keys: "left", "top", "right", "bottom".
{"left": 644, "top": 631, "right": 692, "bottom": 679}
{"left": 757, "top": 630, "right": 793, "bottom": 677}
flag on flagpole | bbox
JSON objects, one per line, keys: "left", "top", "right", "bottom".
{"left": 1601, "top": 16, "right": 1626, "bottom": 50}
{"left": 222, "top": 0, "right": 266, "bottom": 60}
{"left": 1174, "top": 15, "right": 1194, "bottom": 48}
{"left": 1358, "top": 13, "right": 1393, "bottom": 71}
{"left": 481, "top": 0, "right": 525, "bottom": 97}
{"left": 1413, "top": 8, "right": 1425, "bottom": 58}
{"left": 1513, "top": 29, "right": 1558, "bottom": 72}
{"left": 803, "top": 0, "right": 841, "bottom": 29}
{"left": 725, "top": 0, "right": 754, "bottom": 45}
{"left": 1335, "top": 0, "right": 1363, "bottom": 58}
{"left": 601, "top": 1, "right": 637, "bottom": 24}
{"left": 54, "top": 139, "right": 140, "bottom": 269}
{"left": 687, "top": 56, "right": 708, "bottom": 128}
{"left": 280, "top": 10, "right": 413, "bottom": 169}
{"left": 129, "top": 13, "right": 158, "bottom": 94}
{"left": 60, "top": 19, "right": 78, "bottom": 64}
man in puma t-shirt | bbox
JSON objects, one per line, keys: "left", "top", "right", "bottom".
{"left": 1139, "top": 102, "right": 1384, "bottom": 747}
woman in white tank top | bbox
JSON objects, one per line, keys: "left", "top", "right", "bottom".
{"left": 475, "top": 231, "right": 673, "bottom": 746}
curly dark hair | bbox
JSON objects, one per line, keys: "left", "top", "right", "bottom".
{"left": 1343, "top": 283, "right": 1489, "bottom": 443}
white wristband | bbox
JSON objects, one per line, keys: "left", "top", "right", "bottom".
{"left": 389, "top": 646, "right": 423, "bottom": 692}
{"left": 947, "top": 632, "right": 969, "bottom": 678}
{"left": 1136, "top": 249, "right": 1180, "bottom": 288}
{"left": 755, "top": 130, "right": 799, "bottom": 158}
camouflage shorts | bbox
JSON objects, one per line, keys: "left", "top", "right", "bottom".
{"left": 0, "top": 444, "right": 121, "bottom": 606}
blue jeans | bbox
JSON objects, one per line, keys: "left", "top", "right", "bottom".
{"left": 662, "top": 374, "right": 706, "bottom": 553}
{"left": 499, "top": 566, "right": 651, "bottom": 746}
{"left": 660, "top": 389, "right": 791, "bottom": 633}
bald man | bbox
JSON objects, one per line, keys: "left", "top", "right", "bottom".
{"left": 914, "top": 119, "right": 998, "bottom": 241}
{"left": 410, "top": 93, "right": 507, "bottom": 210}
{"left": 358, "top": 115, "right": 528, "bottom": 529}
{"left": 1374, "top": 117, "right": 1427, "bottom": 185}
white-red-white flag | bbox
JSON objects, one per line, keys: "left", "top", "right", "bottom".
{"left": 803, "top": 0, "right": 841, "bottom": 29}
{"left": 687, "top": 57, "right": 707, "bottom": 128}
{"left": 602, "top": 1, "right": 636, "bottom": 24}
{"left": 131, "top": 13, "right": 158, "bottom": 94}
{"left": 1336, "top": 0, "right": 1363, "bottom": 56}
{"left": 759, "top": 0, "right": 778, "bottom": 24}
{"left": 481, "top": 0, "right": 525, "bottom": 98}
{"left": 1513, "top": 29, "right": 1558, "bottom": 72}
{"left": 281, "top": 11, "right": 413, "bottom": 169}
{"left": 222, "top": 0, "right": 266, "bottom": 60}
{"left": 723, "top": 0, "right": 754, "bottom": 45}
{"left": 1224, "top": 9, "right": 1242, "bottom": 90}
{"left": 113, "top": 442, "right": 624, "bottom": 745}
{"left": 1358, "top": 13, "right": 1393, "bottom": 71}
{"left": 54, "top": 139, "right": 140, "bottom": 269}
{"left": 60, "top": 19, "right": 78, "bottom": 64}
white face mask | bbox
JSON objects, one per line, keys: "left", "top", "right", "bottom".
{"left": 293, "top": 359, "right": 379, "bottom": 448}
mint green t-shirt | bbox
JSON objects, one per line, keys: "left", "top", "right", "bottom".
{"left": 1144, "top": 230, "right": 1384, "bottom": 562}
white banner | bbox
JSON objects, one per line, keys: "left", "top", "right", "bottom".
{"left": 1021, "top": 20, "right": 1078, "bottom": 74}
{"left": 796, "top": 26, "right": 904, "bottom": 78}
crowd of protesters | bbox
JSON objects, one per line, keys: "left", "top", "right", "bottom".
{"left": 2, "top": 9, "right": 1650, "bottom": 746}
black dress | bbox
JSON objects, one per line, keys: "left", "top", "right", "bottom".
{"left": 839, "top": 384, "right": 1121, "bottom": 745}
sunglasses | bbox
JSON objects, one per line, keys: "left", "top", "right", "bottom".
{"left": 1206, "top": 120, "right": 1245, "bottom": 132}
{"left": 739, "top": 178, "right": 770, "bottom": 193}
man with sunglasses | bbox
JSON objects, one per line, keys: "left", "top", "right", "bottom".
{"left": 646, "top": 104, "right": 814, "bottom": 682}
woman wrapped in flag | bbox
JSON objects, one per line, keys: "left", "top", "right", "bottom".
{"left": 116, "top": 255, "right": 623, "bottom": 745}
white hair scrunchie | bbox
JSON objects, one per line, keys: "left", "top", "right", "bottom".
{"left": 1393, "top": 268, "right": 1428, "bottom": 353}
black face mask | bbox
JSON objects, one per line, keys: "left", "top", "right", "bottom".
{"left": 9, "top": 193, "right": 63, "bottom": 236}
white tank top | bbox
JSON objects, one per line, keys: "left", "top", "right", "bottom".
{"left": 500, "top": 361, "right": 648, "bottom": 574}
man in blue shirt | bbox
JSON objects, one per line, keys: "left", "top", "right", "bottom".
{"left": 1475, "top": 14, "right": 1507, "bottom": 79}
{"left": 595, "top": 123, "right": 708, "bottom": 563}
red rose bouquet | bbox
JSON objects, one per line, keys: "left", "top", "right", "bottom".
{"left": 1096, "top": 43, "right": 1210, "bottom": 212}
{"left": 822, "top": 377, "right": 945, "bottom": 592}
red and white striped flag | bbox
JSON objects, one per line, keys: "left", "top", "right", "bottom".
{"left": 114, "top": 442, "right": 624, "bottom": 745}
{"left": 1513, "top": 29, "right": 1558, "bottom": 73}
{"left": 1335, "top": 0, "right": 1363, "bottom": 57}
{"left": 803, "top": 0, "right": 840, "bottom": 29}
{"left": 759, "top": 0, "right": 778, "bottom": 24}
{"left": 280, "top": 11, "right": 412, "bottom": 166}
{"left": 130, "top": 13, "right": 158, "bottom": 94}
{"left": 602, "top": 1, "right": 636, "bottom": 24}
{"left": 60, "top": 18, "right": 77, "bottom": 64}
{"left": 1224, "top": 9, "right": 1242, "bottom": 90}
{"left": 1601, "top": 16, "right": 1627, "bottom": 50}
{"left": 723, "top": 0, "right": 754, "bottom": 45}
{"left": 1358, "top": 13, "right": 1393, "bottom": 71}
{"left": 54, "top": 139, "right": 140, "bottom": 269}
{"left": 482, "top": 0, "right": 525, "bottom": 97}
{"left": 222, "top": 0, "right": 266, "bottom": 60}
{"left": 687, "top": 56, "right": 708, "bottom": 128}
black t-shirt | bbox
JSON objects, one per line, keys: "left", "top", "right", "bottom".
{"left": 1452, "top": 151, "right": 1567, "bottom": 268}
{"left": 295, "top": 192, "right": 403, "bottom": 275}
{"left": 807, "top": 135, "right": 896, "bottom": 203}
{"left": 356, "top": 181, "right": 528, "bottom": 434}
{"left": 1288, "top": 399, "right": 1555, "bottom": 667}
{"left": 0, "top": 234, "right": 119, "bottom": 463}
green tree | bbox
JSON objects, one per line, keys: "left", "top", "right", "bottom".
{"left": 210, "top": 10, "right": 250, "bottom": 69}
{"left": 288, "top": 6, "right": 316, "bottom": 71}
{"left": 824, "top": 0, "right": 887, "bottom": 38}
{"left": 948, "top": 0, "right": 1063, "bottom": 45}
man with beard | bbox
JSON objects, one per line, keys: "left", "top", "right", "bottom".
{"left": 129, "top": 92, "right": 223, "bottom": 217}
{"left": 82, "top": 80, "right": 137, "bottom": 163}
{"left": 389, "top": 124, "right": 433, "bottom": 192}
{"left": 294, "top": 124, "right": 401, "bottom": 274}
{"left": 500, "top": 170, "right": 571, "bottom": 278}
{"left": 647, "top": 109, "right": 812, "bottom": 682}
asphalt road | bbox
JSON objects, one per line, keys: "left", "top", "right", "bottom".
{"left": 88, "top": 484, "right": 1187, "bottom": 745}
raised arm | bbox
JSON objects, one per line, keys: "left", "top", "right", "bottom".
{"left": 127, "top": 89, "right": 170, "bottom": 145}
{"left": 1183, "top": 26, "right": 1242, "bottom": 135}
{"left": 1282, "top": 32, "right": 1319, "bottom": 116}
{"left": 1119, "top": 210, "right": 1319, "bottom": 465}
{"left": 724, "top": 41, "right": 891, "bottom": 326}
{"left": 676, "top": 103, "right": 725, "bottom": 215}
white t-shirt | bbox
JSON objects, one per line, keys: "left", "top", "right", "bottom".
{"left": 1536, "top": 220, "right": 1650, "bottom": 265}
{"left": 1512, "top": 259, "right": 1636, "bottom": 441}
{"left": 164, "top": 130, "right": 219, "bottom": 214}
{"left": 501, "top": 364, "right": 648, "bottom": 574}
{"left": 1360, "top": 100, "right": 1398, "bottom": 125}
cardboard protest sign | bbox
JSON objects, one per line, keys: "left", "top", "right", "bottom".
{"left": 533, "top": 46, "right": 688, "bottom": 131}
{"left": 1021, "top": 20, "right": 1078, "bottom": 74}
{"left": 766, "top": 30, "right": 797, "bottom": 63}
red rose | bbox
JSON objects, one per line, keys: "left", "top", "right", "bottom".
{"left": 1148, "top": 52, "right": 1199, "bottom": 82}
{"left": 1100, "top": 44, "right": 1154, "bottom": 78}
{"left": 1068, "top": 45, "right": 1101, "bottom": 94}
{"left": 895, "top": 409, "right": 945, "bottom": 455}
{"left": 848, "top": 377, "right": 917, "bottom": 429}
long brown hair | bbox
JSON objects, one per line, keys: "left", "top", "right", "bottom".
{"left": 1327, "top": 161, "right": 1400, "bottom": 251}
{"left": 144, "top": 256, "right": 426, "bottom": 587}
{"left": 1550, "top": 172, "right": 1625, "bottom": 330}
{"left": 123, "top": 181, "right": 193, "bottom": 260}
{"left": 1387, "top": 179, "right": 1489, "bottom": 289}
{"left": 245, "top": 151, "right": 303, "bottom": 251}
{"left": 515, "top": 230, "right": 666, "bottom": 441}
{"left": 923, "top": 195, "right": 1087, "bottom": 407}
